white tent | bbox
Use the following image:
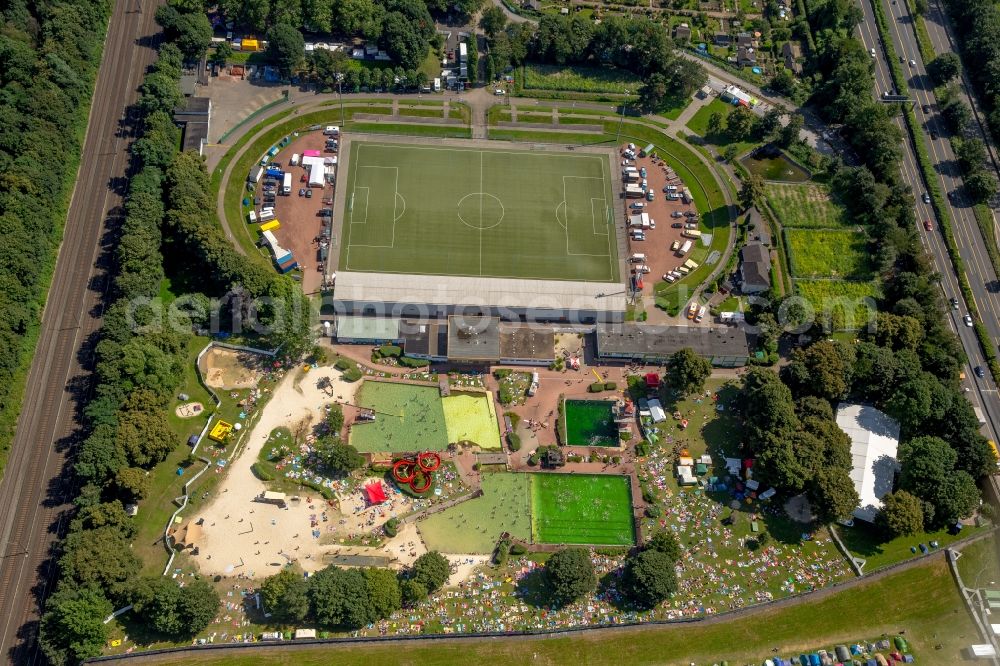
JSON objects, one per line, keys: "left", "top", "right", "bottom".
{"left": 647, "top": 398, "right": 666, "bottom": 423}
{"left": 835, "top": 403, "right": 901, "bottom": 522}
{"left": 301, "top": 155, "right": 327, "bottom": 187}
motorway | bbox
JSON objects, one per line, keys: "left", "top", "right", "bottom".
{"left": 0, "top": 0, "right": 161, "bottom": 662}
{"left": 856, "top": 0, "right": 1000, "bottom": 447}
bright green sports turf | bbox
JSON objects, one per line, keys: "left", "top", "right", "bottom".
{"left": 349, "top": 381, "right": 448, "bottom": 452}
{"left": 564, "top": 399, "right": 619, "bottom": 447}
{"left": 340, "top": 140, "right": 618, "bottom": 282}
{"left": 530, "top": 473, "right": 634, "bottom": 545}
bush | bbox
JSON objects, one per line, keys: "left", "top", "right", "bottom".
{"left": 493, "top": 369, "right": 512, "bottom": 379}
{"left": 635, "top": 441, "right": 650, "bottom": 457}
{"left": 604, "top": 381, "right": 617, "bottom": 390}
{"left": 379, "top": 345, "right": 402, "bottom": 358}
{"left": 644, "top": 505, "right": 661, "bottom": 518}
{"left": 299, "top": 479, "right": 334, "bottom": 499}
{"left": 507, "top": 412, "right": 521, "bottom": 427}
{"left": 507, "top": 432, "right": 521, "bottom": 452}
{"left": 528, "top": 453, "right": 540, "bottom": 466}
{"left": 612, "top": 456, "right": 621, "bottom": 464}
{"left": 398, "top": 356, "right": 431, "bottom": 368}
{"left": 343, "top": 367, "right": 363, "bottom": 382}
{"left": 498, "top": 385, "right": 515, "bottom": 406}
{"left": 384, "top": 518, "right": 400, "bottom": 538}
{"left": 510, "top": 543, "right": 527, "bottom": 556}
{"left": 567, "top": 454, "right": 584, "bottom": 463}
{"left": 588, "top": 382, "right": 605, "bottom": 393}
{"left": 334, "top": 358, "right": 351, "bottom": 371}
{"left": 251, "top": 463, "right": 274, "bottom": 481}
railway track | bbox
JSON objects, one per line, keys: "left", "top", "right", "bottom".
{"left": 0, "top": 0, "right": 161, "bottom": 662}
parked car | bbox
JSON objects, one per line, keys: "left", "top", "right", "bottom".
{"left": 630, "top": 202, "right": 645, "bottom": 210}
{"left": 305, "top": 189, "right": 313, "bottom": 198}
{"left": 671, "top": 211, "right": 683, "bottom": 218}
{"left": 639, "top": 167, "right": 647, "bottom": 178}
{"left": 319, "top": 208, "right": 333, "bottom": 218}
{"left": 671, "top": 222, "right": 683, "bottom": 228}
{"left": 684, "top": 211, "right": 698, "bottom": 218}
{"left": 298, "top": 188, "right": 306, "bottom": 197}
{"left": 631, "top": 231, "right": 646, "bottom": 241}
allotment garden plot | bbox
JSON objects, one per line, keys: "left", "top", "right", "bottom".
{"left": 340, "top": 140, "right": 618, "bottom": 282}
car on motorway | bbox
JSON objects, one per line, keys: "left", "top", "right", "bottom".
{"left": 951, "top": 297, "right": 959, "bottom": 309}
{"left": 975, "top": 366, "right": 986, "bottom": 378}
{"left": 965, "top": 313, "right": 975, "bottom": 327}
{"left": 924, "top": 219, "right": 933, "bottom": 231}
{"left": 922, "top": 192, "right": 931, "bottom": 204}
{"left": 909, "top": 59, "right": 916, "bottom": 67}
{"left": 870, "top": 47, "right": 876, "bottom": 57}
{"left": 922, "top": 104, "right": 931, "bottom": 114}
{"left": 931, "top": 130, "right": 938, "bottom": 140}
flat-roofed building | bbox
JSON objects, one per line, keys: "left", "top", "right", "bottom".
{"left": 447, "top": 315, "right": 500, "bottom": 362}
{"left": 335, "top": 315, "right": 402, "bottom": 344}
{"left": 595, "top": 323, "right": 752, "bottom": 367}
{"left": 499, "top": 325, "right": 555, "bottom": 365}
{"left": 400, "top": 320, "right": 448, "bottom": 361}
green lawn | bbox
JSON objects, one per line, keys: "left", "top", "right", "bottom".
{"left": 339, "top": 139, "right": 618, "bottom": 282}
{"left": 442, "top": 391, "right": 501, "bottom": 450}
{"left": 564, "top": 399, "right": 619, "bottom": 446}
{"left": 793, "top": 279, "right": 881, "bottom": 331}
{"left": 685, "top": 98, "right": 757, "bottom": 156}
{"left": 530, "top": 473, "right": 634, "bottom": 545}
{"left": 834, "top": 520, "right": 987, "bottom": 573}
{"left": 766, "top": 182, "right": 850, "bottom": 229}
{"left": 133, "top": 559, "right": 978, "bottom": 665}
{"left": 418, "top": 472, "right": 531, "bottom": 553}
{"left": 784, "top": 228, "right": 874, "bottom": 279}
{"left": 348, "top": 381, "right": 449, "bottom": 453}
{"left": 956, "top": 532, "right": 1000, "bottom": 589}
{"left": 522, "top": 64, "right": 641, "bottom": 95}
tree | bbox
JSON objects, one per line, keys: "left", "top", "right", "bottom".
{"left": 314, "top": 437, "right": 364, "bottom": 475}
{"left": 545, "top": 548, "right": 596, "bottom": 607}
{"left": 637, "top": 73, "right": 670, "bottom": 113}
{"left": 667, "top": 348, "right": 712, "bottom": 395}
{"left": 326, "top": 403, "right": 345, "bottom": 434}
{"left": 400, "top": 578, "right": 428, "bottom": 605}
{"left": 261, "top": 568, "right": 310, "bottom": 623}
{"left": 936, "top": 471, "right": 980, "bottom": 524}
{"left": 807, "top": 468, "right": 860, "bottom": 523}
{"left": 723, "top": 144, "right": 740, "bottom": 163}
{"left": 364, "top": 567, "right": 402, "bottom": 618}
{"left": 706, "top": 111, "right": 724, "bottom": 137}
{"left": 965, "top": 170, "right": 997, "bottom": 204}
{"left": 133, "top": 577, "right": 219, "bottom": 637}
{"left": 726, "top": 105, "right": 756, "bottom": 141}
{"left": 646, "top": 531, "right": 681, "bottom": 562}
{"left": 210, "top": 41, "right": 232, "bottom": 68}
{"left": 411, "top": 551, "right": 450, "bottom": 593}
{"left": 381, "top": 12, "right": 427, "bottom": 71}
{"left": 739, "top": 173, "right": 765, "bottom": 211}
{"left": 480, "top": 6, "right": 507, "bottom": 38}
{"left": 757, "top": 109, "right": 782, "bottom": 139}
{"left": 740, "top": 367, "right": 800, "bottom": 452}
{"left": 155, "top": 6, "right": 213, "bottom": 60}
{"left": 267, "top": 23, "right": 305, "bottom": 75}
{"left": 928, "top": 52, "right": 961, "bottom": 84}
{"left": 115, "top": 466, "right": 149, "bottom": 501}
{"left": 877, "top": 490, "right": 924, "bottom": 538}
{"left": 783, "top": 340, "right": 854, "bottom": 401}
{"left": 308, "top": 566, "right": 373, "bottom": 628}
{"left": 899, "top": 435, "right": 957, "bottom": 500}
{"left": 39, "top": 585, "right": 112, "bottom": 666}
{"left": 59, "top": 526, "right": 141, "bottom": 604}
{"left": 623, "top": 549, "right": 677, "bottom": 609}
{"left": 778, "top": 112, "right": 804, "bottom": 147}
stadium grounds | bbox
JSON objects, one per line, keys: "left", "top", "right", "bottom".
{"left": 337, "top": 137, "right": 620, "bottom": 283}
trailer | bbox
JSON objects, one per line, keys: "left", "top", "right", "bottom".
{"left": 259, "top": 220, "right": 281, "bottom": 232}
{"left": 248, "top": 165, "right": 264, "bottom": 184}
{"left": 625, "top": 184, "right": 644, "bottom": 198}
{"left": 678, "top": 240, "right": 692, "bottom": 255}
{"left": 282, "top": 172, "right": 292, "bottom": 194}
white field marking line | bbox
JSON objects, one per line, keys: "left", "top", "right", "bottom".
{"left": 602, "top": 155, "right": 615, "bottom": 282}
{"left": 479, "top": 150, "right": 484, "bottom": 276}
{"left": 338, "top": 266, "right": 615, "bottom": 283}
{"left": 351, "top": 140, "right": 609, "bottom": 166}
{"left": 590, "top": 198, "right": 609, "bottom": 236}
{"left": 345, "top": 140, "right": 362, "bottom": 271}
{"left": 347, "top": 163, "right": 399, "bottom": 256}
{"left": 561, "top": 175, "right": 612, "bottom": 260}
{"left": 350, "top": 187, "right": 370, "bottom": 224}
{"left": 554, "top": 201, "right": 567, "bottom": 229}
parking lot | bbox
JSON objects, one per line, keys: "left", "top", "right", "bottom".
{"left": 620, "top": 145, "right": 701, "bottom": 306}
{"left": 257, "top": 130, "right": 335, "bottom": 293}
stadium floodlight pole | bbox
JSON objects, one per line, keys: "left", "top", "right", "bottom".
{"left": 616, "top": 89, "right": 630, "bottom": 145}
{"left": 337, "top": 74, "right": 345, "bottom": 127}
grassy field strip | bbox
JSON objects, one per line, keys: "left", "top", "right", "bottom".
{"left": 784, "top": 228, "right": 874, "bottom": 279}
{"left": 765, "top": 182, "right": 850, "bottom": 229}
{"left": 522, "top": 64, "right": 641, "bottom": 95}
{"left": 134, "top": 559, "right": 977, "bottom": 665}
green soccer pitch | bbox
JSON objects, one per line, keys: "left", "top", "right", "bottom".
{"left": 339, "top": 140, "right": 619, "bottom": 282}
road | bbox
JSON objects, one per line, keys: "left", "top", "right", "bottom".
{"left": 0, "top": 0, "right": 161, "bottom": 662}
{"left": 856, "top": 1, "right": 1000, "bottom": 477}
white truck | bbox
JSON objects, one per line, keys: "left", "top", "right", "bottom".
{"left": 677, "top": 240, "right": 692, "bottom": 256}
{"left": 282, "top": 172, "right": 292, "bottom": 195}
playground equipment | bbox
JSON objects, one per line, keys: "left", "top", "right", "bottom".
{"left": 391, "top": 452, "right": 441, "bottom": 494}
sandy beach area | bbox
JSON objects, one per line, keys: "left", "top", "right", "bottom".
{"left": 189, "top": 367, "right": 488, "bottom": 586}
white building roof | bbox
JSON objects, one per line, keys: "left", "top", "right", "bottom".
{"left": 835, "top": 403, "right": 901, "bottom": 522}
